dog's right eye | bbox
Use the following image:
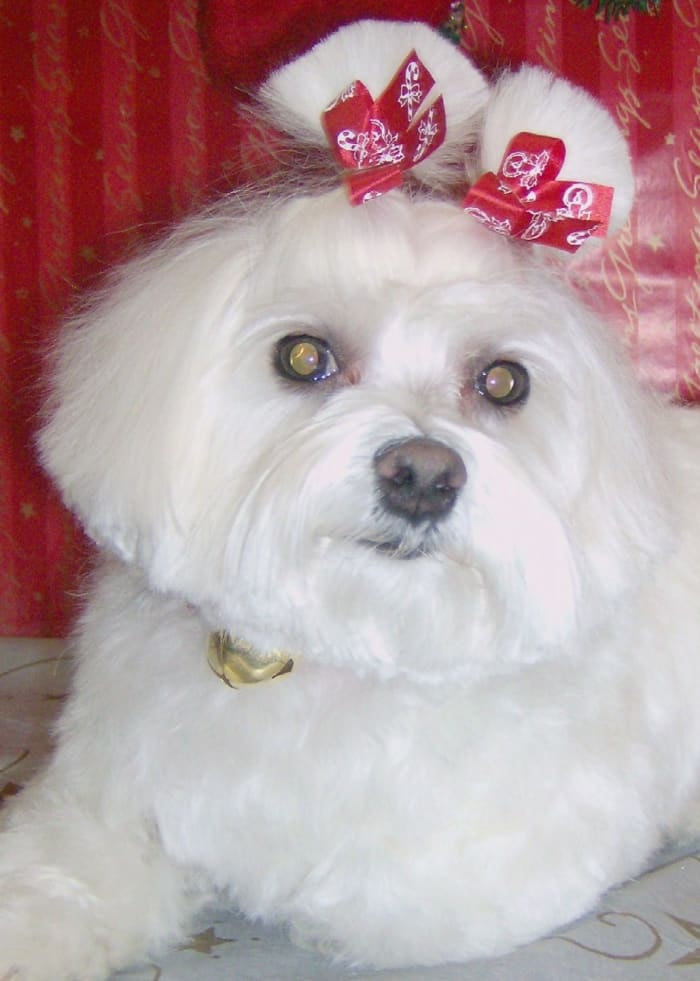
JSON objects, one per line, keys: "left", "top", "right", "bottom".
{"left": 275, "top": 335, "right": 339, "bottom": 384}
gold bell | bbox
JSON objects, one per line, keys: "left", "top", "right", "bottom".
{"left": 206, "top": 631, "right": 294, "bottom": 688}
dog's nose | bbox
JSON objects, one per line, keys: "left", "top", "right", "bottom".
{"left": 374, "top": 437, "right": 467, "bottom": 524}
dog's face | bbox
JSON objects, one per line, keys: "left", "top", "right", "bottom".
{"left": 40, "top": 190, "right": 669, "bottom": 683}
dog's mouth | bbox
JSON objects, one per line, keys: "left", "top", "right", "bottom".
{"left": 357, "top": 537, "right": 436, "bottom": 561}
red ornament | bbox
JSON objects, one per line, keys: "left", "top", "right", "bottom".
{"left": 201, "top": 0, "right": 452, "bottom": 90}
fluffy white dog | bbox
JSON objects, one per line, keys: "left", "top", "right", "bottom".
{"left": 2, "top": 19, "right": 699, "bottom": 980}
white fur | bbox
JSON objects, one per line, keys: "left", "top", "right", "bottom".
{"left": 2, "top": 20, "right": 699, "bottom": 980}
{"left": 260, "top": 20, "right": 489, "bottom": 191}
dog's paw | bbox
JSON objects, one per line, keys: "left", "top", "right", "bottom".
{"left": 0, "top": 867, "right": 115, "bottom": 981}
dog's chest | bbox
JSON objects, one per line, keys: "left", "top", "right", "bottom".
{"left": 144, "top": 662, "right": 627, "bottom": 907}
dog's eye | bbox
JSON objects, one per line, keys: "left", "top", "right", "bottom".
{"left": 275, "top": 335, "right": 339, "bottom": 383}
{"left": 475, "top": 360, "right": 529, "bottom": 407}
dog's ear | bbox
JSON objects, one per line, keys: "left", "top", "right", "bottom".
{"left": 258, "top": 19, "right": 489, "bottom": 194}
{"left": 475, "top": 65, "right": 634, "bottom": 242}
{"left": 37, "top": 221, "right": 251, "bottom": 569}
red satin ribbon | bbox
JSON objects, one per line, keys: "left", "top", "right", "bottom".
{"left": 322, "top": 50, "right": 446, "bottom": 205}
{"left": 463, "top": 132, "right": 615, "bottom": 253}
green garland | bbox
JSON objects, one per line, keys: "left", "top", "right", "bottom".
{"left": 571, "top": 0, "right": 661, "bottom": 18}
{"left": 441, "top": 0, "right": 661, "bottom": 36}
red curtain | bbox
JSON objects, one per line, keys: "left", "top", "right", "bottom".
{"left": 0, "top": 1, "right": 697, "bottom": 636}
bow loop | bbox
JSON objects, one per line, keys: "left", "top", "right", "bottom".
{"left": 463, "top": 132, "right": 615, "bottom": 252}
{"left": 322, "top": 51, "right": 447, "bottom": 205}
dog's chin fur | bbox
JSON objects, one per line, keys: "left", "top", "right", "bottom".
{"left": 2, "top": 20, "right": 700, "bottom": 980}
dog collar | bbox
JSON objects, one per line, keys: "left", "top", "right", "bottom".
{"left": 206, "top": 630, "right": 295, "bottom": 688}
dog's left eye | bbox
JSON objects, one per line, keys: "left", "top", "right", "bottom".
{"left": 275, "top": 335, "right": 339, "bottom": 384}
{"left": 475, "top": 360, "right": 530, "bottom": 406}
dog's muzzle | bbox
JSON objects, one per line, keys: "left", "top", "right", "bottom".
{"left": 373, "top": 437, "right": 467, "bottom": 525}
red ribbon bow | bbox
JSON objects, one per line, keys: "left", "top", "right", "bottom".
{"left": 322, "top": 51, "right": 447, "bottom": 205}
{"left": 463, "top": 132, "right": 615, "bottom": 253}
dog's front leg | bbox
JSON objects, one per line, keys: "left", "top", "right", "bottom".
{"left": 0, "top": 774, "right": 194, "bottom": 981}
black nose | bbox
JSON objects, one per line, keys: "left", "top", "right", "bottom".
{"left": 374, "top": 437, "right": 467, "bottom": 524}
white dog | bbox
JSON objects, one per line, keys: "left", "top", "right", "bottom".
{"left": 2, "top": 19, "right": 699, "bottom": 979}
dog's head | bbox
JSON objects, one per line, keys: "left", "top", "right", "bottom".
{"left": 39, "top": 21, "right": 670, "bottom": 683}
